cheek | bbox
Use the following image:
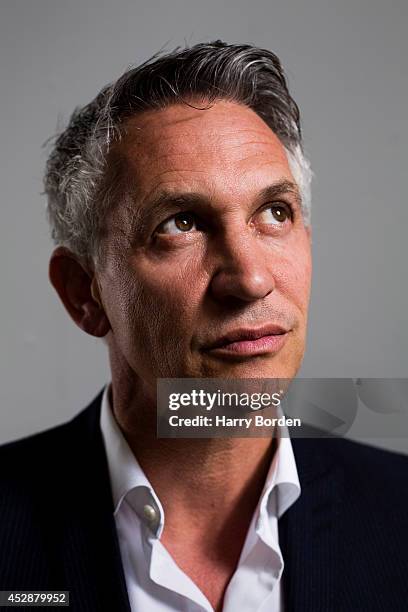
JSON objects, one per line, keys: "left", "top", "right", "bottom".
{"left": 103, "top": 263, "right": 200, "bottom": 380}
{"left": 123, "top": 254, "right": 205, "bottom": 341}
{"left": 274, "top": 238, "right": 312, "bottom": 311}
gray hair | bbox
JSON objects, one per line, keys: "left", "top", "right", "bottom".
{"left": 44, "top": 40, "right": 312, "bottom": 268}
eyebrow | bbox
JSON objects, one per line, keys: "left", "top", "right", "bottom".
{"left": 124, "top": 178, "right": 303, "bottom": 241}
{"left": 144, "top": 179, "right": 302, "bottom": 213}
{"left": 257, "top": 180, "right": 302, "bottom": 207}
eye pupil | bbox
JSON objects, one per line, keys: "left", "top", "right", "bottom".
{"left": 272, "top": 206, "right": 288, "bottom": 222}
{"left": 175, "top": 213, "right": 194, "bottom": 231}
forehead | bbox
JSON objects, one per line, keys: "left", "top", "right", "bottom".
{"left": 114, "top": 100, "right": 294, "bottom": 199}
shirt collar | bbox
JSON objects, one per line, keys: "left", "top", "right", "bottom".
{"left": 100, "top": 383, "right": 165, "bottom": 536}
{"left": 254, "top": 423, "right": 301, "bottom": 549}
{"left": 100, "top": 383, "right": 301, "bottom": 539}
{"left": 261, "top": 426, "right": 301, "bottom": 518}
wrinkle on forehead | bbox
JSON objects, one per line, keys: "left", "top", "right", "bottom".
{"left": 106, "top": 100, "right": 296, "bottom": 225}
{"left": 118, "top": 100, "right": 289, "bottom": 164}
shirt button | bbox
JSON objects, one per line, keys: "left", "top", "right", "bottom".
{"left": 143, "top": 504, "right": 157, "bottom": 523}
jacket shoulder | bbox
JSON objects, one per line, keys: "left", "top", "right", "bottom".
{"left": 326, "top": 435, "right": 408, "bottom": 479}
{"left": 292, "top": 432, "right": 408, "bottom": 503}
{"left": 314, "top": 435, "right": 408, "bottom": 509}
{"left": 0, "top": 388, "right": 104, "bottom": 484}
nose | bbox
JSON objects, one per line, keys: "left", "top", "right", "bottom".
{"left": 209, "top": 229, "right": 275, "bottom": 304}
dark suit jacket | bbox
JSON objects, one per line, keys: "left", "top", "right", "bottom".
{"left": 0, "top": 389, "right": 407, "bottom": 611}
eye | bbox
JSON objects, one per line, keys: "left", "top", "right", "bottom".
{"left": 257, "top": 202, "right": 293, "bottom": 225}
{"left": 156, "top": 212, "right": 199, "bottom": 235}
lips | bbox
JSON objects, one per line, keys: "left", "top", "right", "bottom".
{"left": 202, "top": 324, "right": 290, "bottom": 357}
{"left": 204, "top": 324, "right": 288, "bottom": 349}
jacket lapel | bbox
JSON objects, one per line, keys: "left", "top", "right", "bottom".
{"left": 57, "top": 391, "right": 131, "bottom": 612}
{"left": 279, "top": 436, "right": 343, "bottom": 611}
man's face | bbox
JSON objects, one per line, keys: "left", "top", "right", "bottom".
{"left": 97, "top": 100, "right": 312, "bottom": 390}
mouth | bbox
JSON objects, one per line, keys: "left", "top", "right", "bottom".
{"left": 202, "top": 324, "right": 290, "bottom": 359}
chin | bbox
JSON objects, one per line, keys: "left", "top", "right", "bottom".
{"left": 198, "top": 354, "right": 302, "bottom": 381}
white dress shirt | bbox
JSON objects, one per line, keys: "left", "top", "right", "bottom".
{"left": 99, "top": 383, "right": 301, "bottom": 612}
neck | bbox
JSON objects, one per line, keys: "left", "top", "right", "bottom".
{"left": 108, "top": 374, "right": 277, "bottom": 536}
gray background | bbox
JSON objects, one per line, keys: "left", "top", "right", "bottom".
{"left": 1, "top": 0, "right": 407, "bottom": 452}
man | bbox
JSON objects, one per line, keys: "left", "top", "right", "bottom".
{"left": 0, "top": 41, "right": 407, "bottom": 611}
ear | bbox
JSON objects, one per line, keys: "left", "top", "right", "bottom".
{"left": 49, "top": 246, "right": 110, "bottom": 337}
